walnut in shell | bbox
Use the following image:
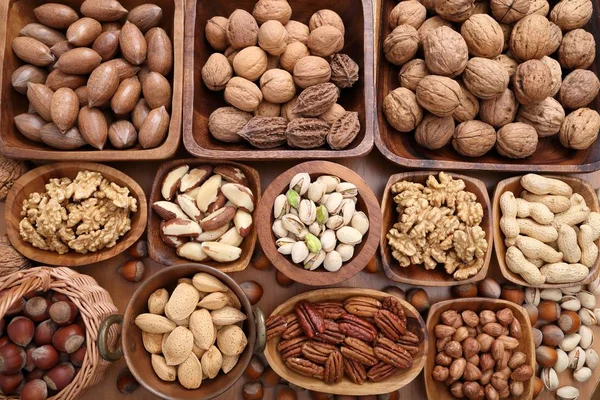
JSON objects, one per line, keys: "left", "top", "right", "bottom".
{"left": 383, "top": 25, "right": 419, "bottom": 66}
{"left": 560, "top": 108, "right": 600, "bottom": 150}
{"left": 227, "top": 9, "right": 259, "bottom": 49}
{"left": 0, "top": 235, "right": 30, "bottom": 272}
{"left": 208, "top": 107, "right": 252, "bottom": 143}
{"left": 0, "top": 155, "right": 28, "bottom": 201}
{"left": 558, "top": 29, "right": 596, "bottom": 70}
{"left": 550, "top": 0, "right": 593, "bottom": 31}
{"left": 389, "top": 1, "right": 427, "bottom": 29}
{"left": 435, "top": 0, "right": 475, "bottom": 22}
{"left": 202, "top": 53, "right": 233, "bottom": 91}
{"left": 232, "top": 46, "right": 267, "bottom": 81}
{"left": 453, "top": 81, "right": 479, "bottom": 123}
{"left": 499, "top": 22, "right": 512, "bottom": 51}
{"left": 417, "top": 16, "right": 453, "bottom": 44}
{"left": 453, "top": 120, "right": 497, "bottom": 157}
{"left": 491, "top": 0, "right": 531, "bottom": 23}
{"left": 512, "top": 59, "right": 552, "bottom": 105}
{"left": 423, "top": 26, "right": 468, "bottom": 77}
{"left": 496, "top": 122, "right": 538, "bottom": 158}
{"left": 415, "top": 113, "right": 455, "bottom": 150}
{"left": 320, "top": 104, "right": 346, "bottom": 125}
{"left": 252, "top": 0, "right": 292, "bottom": 25}
{"left": 285, "top": 21, "right": 309, "bottom": 44}
{"left": 329, "top": 54, "right": 359, "bottom": 89}
{"left": 494, "top": 54, "right": 518, "bottom": 78}
{"left": 415, "top": 75, "right": 462, "bottom": 117}
{"left": 516, "top": 97, "right": 565, "bottom": 137}
{"left": 462, "top": 58, "right": 509, "bottom": 100}
{"left": 528, "top": 0, "right": 550, "bottom": 15}
{"left": 205, "top": 16, "right": 229, "bottom": 51}
{"left": 281, "top": 97, "right": 300, "bottom": 122}
{"left": 559, "top": 69, "right": 600, "bottom": 110}
{"left": 541, "top": 56, "right": 562, "bottom": 97}
{"left": 309, "top": 9, "right": 345, "bottom": 35}
{"left": 399, "top": 59, "right": 430, "bottom": 92}
{"left": 224, "top": 77, "right": 263, "bottom": 112}
{"left": 546, "top": 21, "right": 563, "bottom": 55}
{"left": 383, "top": 87, "right": 423, "bottom": 132}
{"left": 509, "top": 14, "right": 549, "bottom": 61}
{"left": 293, "top": 82, "right": 339, "bottom": 117}
{"left": 237, "top": 116, "right": 287, "bottom": 148}
{"left": 279, "top": 42, "right": 309, "bottom": 71}
{"left": 307, "top": 26, "right": 344, "bottom": 57}
{"left": 461, "top": 14, "right": 504, "bottom": 58}
{"left": 479, "top": 89, "right": 518, "bottom": 128}
{"left": 286, "top": 118, "right": 329, "bottom": 148}
{"left": 327, "top": 111, "right": 360, "bottom": 149}
{"left": 260, "top": 68, "right": 295, "bottom": 104}
{"left": 293, "top": 56, "right": 331, "bottom": 89}
{"left": 255, "top": 100, "right": 281, "bottom": 117}
{"left": 258, "top": 20, "right": 288, "bottom": 56}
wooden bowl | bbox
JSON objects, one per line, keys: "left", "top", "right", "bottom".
{"left": 380, "top": 172, "right": 493, "bottom": 286}
{"left": 493, "top": 175, "right": 600, "bottom": 288}
{"left": 147, "top": 158, "right": 261, "bottom": 273}
{"left": 182, "top": 0, "right": 374, "bottom": 160}
{"left": 0, "top": 0, "right": 183, "bottom": 161}
{"left": 264, "top": 287, "right": 428, "bottom": 396}
{"left": 255, "top": 161, "right": 381, "bottom": 286}
{"left": 375, "top": 0, "right": 600, "bottom": 172}
{"left": 99, "top": 263, "right": 263, "bottom": 400}
{"left": 425, "top": 298, "right": 535, "bottom": 400}
{"left": 5, "top": 162, "right": 147, "bottom": 266}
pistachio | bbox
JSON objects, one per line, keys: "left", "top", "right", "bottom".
{"left": 561, "top": 334, "right": 582, "bottom": 352}
{"left": 541, "top": 289, "right": 563, "bottom": 302}
{"left": 286, "top": 189, "right": 300, "bottom": 208}
{"left": 568, "top": 346, "right": 586, "bottom": 370}
{"left": 277, "top": 242, "right": 294, "bottom": 255}
{"left": 336, "top": 182, "right": 358, "bottom": 197}
{"left": 297, "top": 227, "right": 309, "bottom": 240}
{"left": 276, "top": 237, "right": 295, "bottom": 247}
{"left": 562, "top": 286, "right": 583, "bottom": 295}
{"left": 350, "top": 211, "right": 370, "bottom": 236}
{"left": 290, "top": 172, "right": 310, "bottom": 195}
{"left": 308, "top": 222, "right": 324, "bottom": 236}
{"left": 291, "top": 241, "right": 309, "bottom": 263}
{"left": 326, "top": 215, "right": 344, "bottom": 230}
{"left": 588, "top": 275, "right": 600, "bottom": 295}
{"left": 574, "top": 366, "right": 592, "bottom": 382}
{"left": 319, "top": 193, "right": 330, "bottom": 205}
{"left": 579, "top": 325, "right": 594, "bottom": 349}
{"left": 594, "top": 308, "right": 600, "bottom": 324}
{"left": 325, "top": 192, "right": 344, "bottom": 214}
{"left": 340, "top": 199, "right": 356, "bottom": 225}
{"left": 299, "top": 199, "right": 317, "bottom": 225}
{"left": 316, "top": 175, "right": 340, "bottom": 192}
{"left": 272, "top": 220, "right": 288, "bottom": 238}
{"left": 560, "top": 295, "right": 581, "bottom": 311}
{"left": 336, "top": 243, "right": 354, "bottom": 261}
{"left": 336, "top": 226, "right": 363, "bottom": 245}
{"left": 316, "top": 204, "right": 329, "bottom": 224}
{"left": 304, "top": 233, "right": 322, "bottom": 253}
{"left": 273, "top": 194, "right": 289, "bottom": 218}
{"left": 281, "top": 213, "right": 305, "bottom": 236}
{"left": 579, "top": 308, "right": 597, "bottom": 326}
{"left": 577, "top": 291, "right": 596, "bottom": 309}
{"left": 585, "top": 348, "right": 598, "bottom": 369}
{"left": 320, "top": 229, "right": 337, "bottom": 252}
{"left": 307, "top": 182, "right": 326, "bottom": 203}
{"left": 556, "top": 386, "right": 579, "bottom": 400}
{"left": 555, "top": 348, "right": 569, "bottom": 373}
{"left": 541, "top": 367, "right": 558, "bottom": 391}
{"left": 524, "top": 288, "right": 541, "bottom": 306}
{"left": 304, "top": 249, "right": 326, "bottom": 270}
{"left": 324, "top": 250, "right": 343, "bottom": 271}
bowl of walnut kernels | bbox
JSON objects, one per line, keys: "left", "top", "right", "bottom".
{"left": 380, "top": 171, "right": 493, "bottom": 287}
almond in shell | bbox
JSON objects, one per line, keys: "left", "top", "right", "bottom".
{"left": 14, "top": 113, "right": 45, "bottom": 142}
{"left": 87, "top": 62, "right": 119, "bottom": 107}
{"left": 20, "top": 23, "right": 66, "bottom": 47}
{"left": 11, "top": 65, "right": 47, "bottom": 94}
{"left": 57, "top": 48, "right": 102, "bottom": 74}
{"left": 92, "top": 30, "right": 121, "bottom": 61}
{"left": 132, "top": 98, "right": 151, "bottom": 130}
{"left": 138, "top": 106, "right": 170, "bottom": 149}
{"left": 128, "top": 4, "right": 163, "bottom": 32}
{"left": 142, "top": 331, "right": 163, "bottom": 354}
{"left": 26, "top": 82, "right": 54, "bottom": 121}
{"left": 192, "top": 272, "right": 228, "bottom": 292}
{"left": 105, "top": 58, "right": 141, "bottom": 80}
{"left": 189, "top": 309, "right": 215, "bottom": 350}
{"left": 151, "top": 354, "right": 177, "bottom": 382}
{"left": 40, "top": 124, "right": 86, "bottom": 150}
{"left": 66, "top": 17, "right": 103, "bottom": 47}
{"left": 163, "top": 326, "right": 194, "bottom": 365}
{"left": 81, "top": 0, "right": 128, "bottom": 22}
{"left": 135, "top": 313, "right": 177, "bottom": 334}
{"left": 198, "top": 292, "right": 231, "bottom": 310}
{"left": 146, "top": 27, "right": 173, "bottom": 76}
{"left": 211, "top": 306, "right": 247, "bottom": 326}
{"left": 34, "top": 4, "right": 79, "bottom": 29}
{"left": 142, "top": 72, "right": 171, "bottom": 109}
{"left": 120, "top": 21, "right": 147, "bottom": 65}
{"left": 178, "top": 353, "right": 203, "bottom": 389}
{"left": 45, "top": 70, "right": 87, "bottom": 91}
{"left": 12, "top": 37, "right": 55, "bottom": 67}
{"left": 78, "top": 106, "right": 108, "bottom": 150}
{"left": 51, "top": 88, "right": 79, "bottom": 133}
{"left": 111, "top": 76, "right": 141, "bottom": 115}
{"left": 165, "top": 282, "right": 201, "bottom": 321}
{"left": 217, "top": 325, "right": 248, "bottom": 356}
{"left": 201, "top": 345, "right": 223, "bottom": 379}
{"left": 108, "top": 120, "right": 137, "bottom": 148}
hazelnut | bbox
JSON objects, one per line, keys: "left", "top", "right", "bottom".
{"left": 20, "top": 379, "right": 48, "bottom": 400}
{"left": 540, "top": 56, "right": 562, "bottom": 97}
{"left": 496, "top": 308, "right": 514, "bottom": 326}
{"left": 453, "top": 81, "right": 479, "bottom": 123}
{"left": 479, "top": 89, "right": 518, "bottom": 129}
{"left": 463, "top": 381, "right": 484, "bottom": 400}
{"left": 43, "top": 362, "right": 75, "bottom": 391}
{"left": 436, "top": 352, "right": 453, "bottom": 367}
{"left": 452, "top": 283, "right": 478, "bottom": 299}
{"left": 0, "top": 343, "right": 26, "bottom": 374}
{"left": 242, "top": 382, "right": 264, "bottom": 400}
{"left": 252, "top": 0, "right": 292, "bottom": 25}
{"left": 463, "top": 58, "right": 509, "bottom": 100}
{"left": 275, "top": 385, "right": 297, "bottom": 400}
{"left": 462, "top": 311, "right": 479, "bottom": 328}
{"left": 559, "top": 69, "right": 600, "bottom": 110}
{"left": 452, "top": 120, "right": 496, "bottom": 157}
{"left": 260, "top": 69, "right": 295, "bottom": 104}
{"left": 538, "top": 300, "right": 561, "bottom": 322}
{"left": 536, "top": 345, "right": 558, "bottom": 367}
{"left": 49, "top": 300, "right": 79, "bottom": 326}
{"left": 52, "top": 324, "right": 84, "bottom": 354}
{"left": 450, "top": 382, "right": 465, "bottom": 398}
{"left": 227, "top": 9, "right": 259, "bottom": 49}
{"left": 407, "top": 288, "right": 429, "bottom": 313}
{"left": 0, "top": 372, "right": 23, "bottom": 396}
{"left": 293, "top": 56, "right": 331, "bottom": 89}
{"left": 560, "top": 108, "right": 600, "bottom": 150}
{"left": 116, "top": 368, "right": 139, "bottom": 395}
{"left": 7, "top": 316, "right": 34, "bottom": 346}
{"left": 494, "top": 54, "right": 518, "bottom": 78}
{"left": 258, "top": 20, "right": 288, "bottom": 56}
{"left": 233, "top": 46, "right": 267, "bottom": 81}
{"left": 239, "top": 281, "right": 264, "bottom": 305}
{"left": 415, "top": 113, "right": 455, "bottom": 150}
{"left": 500, "top": 285, "right": 524, "bottom": 305}
{"left": 384, "top": 25, "right": 419, "bottom": 66}
{"left": 416, "top": 75, "right": 461, "bottom": 117}
{"left": 383, "top": 87, "right": 423, "bottom": 132}
{"left": 224, "top": 77, "right": 263, "bottom": 112}
{"left": 389, "top": 1, "right": 427, "bottom": 29}
{"left": 202, "top": 53, "right": 233, "bottom": 91}
{"left": 208, "top": 106, "right": 252, "bottom": 143}
{"left": 398, "top": 59, "right": 430, "bottom": 92}
{"left": 509, "top": 14, "right": 550, "bottom": 61}
{"left": 523, "top": 303, "right": 539, "bottom": 326}
{"left": 550, "top": 0, "right": 593, "bottom": 31}
{"left": 491, "top": 0, "right": 530, "bottom": 23}
{"left": 423, "top": 26, "right": 468, "bottom": 77}
{"left": 117, "top": 260, "right": 145, "bottom": 282}
{"left": 275, "top": 270, "right": 294, "bottom": 287}
{"left": 417, "top": 16, "right": 453, "bottom": 44}
{"left": 284, "top": 21, "right": 309, "bottom": 44}
{"left": 24, "top": 297, "right": 51, "bottom": 322}
{"left": 516, "top": 97, "right": 565, "bottom": 137}
{"left": 69, "top": 345, "right": 86, "bottom": 367}
{"left": 279, "top": 42, "right": 309, "bottom": 71}
{"left": 262, "top": 367, "right": 281, "bottom": 387}
{"left": 541, "top": 324, "right": 565, "bottom": 346}
{"left": 477, "top": 278, "right": 501, "bottom": 299}
{"left": 34, "top": 319, "right": 58, "bottom": 346}
{"left": 205, "top": 16, "right": 229, "bottom": 51}
{"left": 461, "top": 14, "right": 504, "bottom": 58}
{"left": 309, "top": 9, "right": 345, "bottom": 35}
{"left": 432, "top": 365, "right": 449, "bottom": 381}
{"left": 435, "top": 0, "right": 474, "bottom": 22}
{"left": 31, "top": 345, "right": 59, "bottom": 370}
{"left": 307, "top": 26, "right": 343, "bottom": 57}
{"left": 244, "top": 356, "right": 265, "bottom": 380}
{"left": 558, "top": 310, "right": 582, "bottom": 334}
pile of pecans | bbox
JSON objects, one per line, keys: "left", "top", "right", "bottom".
{"left": 432, "top": 307, "right": 533, "bottom": 399}
{"left": 266, "top": 295, "right": 422, "bottom": 384}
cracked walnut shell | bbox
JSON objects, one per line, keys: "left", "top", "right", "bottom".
{"left": 208, "top": 106, "right": 252, "bottom": 143}
{"left": 463, "top": 57, "right": 509, "bottom": 100}
{"left": 383, "top": 87, "right": 423, "bottom": 132}
{"left": 416, "top": 75, "right": 461, "bottom": 117}
{"left": 512, "top": 60, "right": 552, "bottom": 106}
{"left": 496, "top": 122, "right": 538, "bottom": 158}
{"left": 550, "top": 0, "right": 593, "bottom": 31}
{"left": 453, "top": 120, "right": 497, "bottom": 157}
{"left": 560, "top": 108, "right": 600, "bottom": 150}
{"left": 202, "top": 53, "right": 233, "bottom": 91}
{"left": 227, "top": 9, "right": 259, "bottom": 49}
{"left": 307, "top": 26, "right": 344, "bottom": 57}
{"left": 461, "top": 14, "right": 504, "bottom": 58}
{"left": 423, "top": 26, "right": 468, "bottom": 78}
{"left": 415, "top": 114, "right": 455, "bottom": 150}
{"left": 558, "top": 29, "right": 595, "bottom": 70}
{"left": 516, "top": 97, "right": 565, "bottom": 137}
{"left": 491, "top": 0, "right": 530, "bottom": 23}
{"left": 509, "top": 14, "right": 549, "bottom": 61}
{"left": 435, "top": 0, "right": 475, "bottom": 22}
{"left": 330, "top": 54, "right": 359, "bottom": 89}
{"left": 384, "top": 25, "right": 419, "bottom": 66}
{"left": 389, "top": 1, "right": 427, "bottom": 29}
{"left": 559, "top": 70, "right": 600, "bottom": 110}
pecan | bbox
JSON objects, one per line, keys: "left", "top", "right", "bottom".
{"left": 293, "top": 82, "right": 340, "bottom": 117}
{"left": 277, "top": 336, "right": 309, "bottom": 360}
{"left": 374, "top": 336, "right": 413, "bottom": 369}
{"left": 327, "top": 111, "right": 361, "bottom": 150}
{"left": 282, "top": 314, "right": 302, "bottom": 339}
{"left": 324, "top": 350, "right": 344, "bottom": 384}
{"left": 314, "top": 319, "right": 345, "bottom": 345}
{"left": 330, "top": 54, "right": 359, "bottom": 89}
{"left": 382, "top": 296, "right": 407, "bottom": 321}
{"left": 343, "top": 296, "right": 382, "bottom": 318}
{"left": 343, "top": 358, "right": 367, "bottom": 384}
{"left": 340, "top": 337, "right": 378, "bottom": 366}
{"left": 338, "top": 314, "right": 378, "bottom": 342}
{"left": 237, "top": 116, "right": 287, "bottom": 148}
{"left": 266, "top": 315, "right": 287, "bottom": 341}
{"left": 295, "top": 301, "right": 326, "bottom": 338}
{"left": 399, "top": 343, "right": 421, "bottom": 356}
{"left": 367, "top": 361, "right": 398, "bottom": 382}
{"left": 285, "top": 357, "right": 325, "bottom": 380}
{"left": 285, "top": 118, "right": 329, "bottom": 149}
{"left": 374, "top": 309, "right": 406, "bottom": 341}
{"left": 398, "top": 330, "right": 421, "bottom": 346}
{"left": 313, "top": 302, "right": 347, "bottom": 320}
{"left": 302, "top": 341, "right": 338, "bottom": 365}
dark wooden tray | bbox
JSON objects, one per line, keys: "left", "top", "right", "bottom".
{"left": 375, "top": 0, "right": 600, "bottom": 172}
{"left": 182, "top": 0, "right": 374, "bottom": 160}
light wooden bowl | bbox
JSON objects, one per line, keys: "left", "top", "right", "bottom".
{"left": 493, "top": 175, "right": 600, "bottom": 288}
{"left": 380, "top": 172, "right": 493, "bottom": 286}
{"left": 264, "top": 287, "right": 428, "bottom": 396}
{"left": 182, "top": 0, "right": 374, "bottom": 160}
{"left": 147, "top": 159, "right": 261, "bottom": 273}
{"left": 255, "top": 161, "right": 382, "bottom": 286}
{"left": 0, "top": 0, "right": 183, "bottom": 161}
{"left": 425, "top": 298, "right": 535, "bottom": 400}
{"left": 5, "top": 162, "right": 147, "bottom": 266}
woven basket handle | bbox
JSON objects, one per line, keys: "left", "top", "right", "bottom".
{"left": 253, "top": 306, "right": 266, "bottom": 354}
{"left": 98, "top": 314, "right": 123, "bottom": 362}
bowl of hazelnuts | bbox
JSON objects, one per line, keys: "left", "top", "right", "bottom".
{"left": 183, "top": 0, "right": 375, "bottom": 160}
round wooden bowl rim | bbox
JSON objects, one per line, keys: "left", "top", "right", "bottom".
{"left": 122, "top": 263, "right": 256, "bottom": 400}
{"left": 493, "top": 174, "right": 600, "bottom": 288}
{"left": 256, "top": 161, "right": 382, "bottom": 286}
{"left": 379, "top": 171, "right": 493, "bottom": 286}
{"left": 264, "top": 287, "right": 428, "bottom": 395}
{"left": 5, "top": 162, "right": 147, "bottom": 267}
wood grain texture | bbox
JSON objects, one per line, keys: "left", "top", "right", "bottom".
{"left": 425, "top": 298, "right": 535, "bottom": 400}
{"left": 4, "top": 162, "right": 147, "bottom": 267}
{"left": 493, "top": 175, "right": 600, "bottom": 288}
{"left": 182, "top": 0, "right": 374, "bottom": 160}
{"left": 0, "top": 0, "right": 183, "bottom": 161}
{"left": 374, "top": 0, "right": 600, "bottom": 172}
{"left": 381, "top": 171, "right": 493, "bottom": 286}
{"left": 256, "top": 161, "right": 382, "bottom": 286}
{"left": 147, "top": 158, "right": 261, "bottom": 273}
{"left": 264, "top": 287, "right": 428, "bottom": 395}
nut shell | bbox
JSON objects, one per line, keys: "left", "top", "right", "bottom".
{"left": 463, "top": 58, "right": 509, "bottom": 100}
{"left": 453, "top": 81, "right": 479, "bottom": 123}
{"left": 512, "top": 60, "right": 552, "bottom": 105}
{"left": 258, "top": 20, "right": 288, "bottom": 56}
{"left": 286, "top": 118, "right": 330, "bottom": 149}
{"left": 509, "top": 14, "right": 549, "bottom": 61}
{"left": 559, "top": 69, "right": 600, "bottom": 110}
{"left": 202, "top": 53, "right": 233, "bottom": 91}
{"left": 330, "top": 54, "right": 359, "bottom": 89}
{"left": 238, "top": 116, "right": 287, "bottom": 148}
{"left": 307, "top": 26, "right": 344, "bottom": 57}
{"left": 293, "top": 56, "right": 331, "bottom": 89}
{"left": 560, "top": 108, "right": 600, "bottom": 150}
{"left": 423, "top": 26, "right": 468, "bottom": 77}
{"left": 205, "top": 16, "right": 229, "bottom": 51}
{"left": 516, "top": 97, "right": 565, "bottom": 137}
{"left": 461, "top": 14, "right": 504, "bottom": 58}
{"left": 415, "top": 114, "right": 455, "bottom": 150}
{"left": 416, "top": 75, "right": 461, "bottom": 117}
{"left": 541, "top": 56, "right": 562, "bottom": 97}
{"left": 496, "top": 122, "right": 538, "bottom": 158}
{"left": 550, "top": 0, "right": 593, "bottom": 30}
{"left": 209, "top": 107, "right": 252, "bottom": 143}
{"left": 399, "top": 59, "right": 429, "bottom": 92}
{"left": 435, "top": 0, "right": 474, "bottom": 22}
{"left": 383, "top": 87, "right": 423, "bottom": 132}
{"left": 309, "top": 9, "right": 345, "bottom": 35}
{"left": 293, "top": 82, "right": 339, "bottom": 117}
{"left": 384, "top": 25, "right": 419, "bottom": 66}
{"left": 558, "top": 29, "right": 595, "bottom": 70}
{"left": 491, "top": 0, "right": 530, "bottom": 24}
{"left": 260, "top": 69, "right": 296, "bottom": 104}
{"left": 253, "top": 0, "right": 292, "bottom": 25}
{"left": 227, "top": 9, "right": 259, "bottom": 49}
{"left": 453, "top": 120, "right": 496, "bottom": 157}
{"left": 224, "top": 77, "right": 263, "bottom": 112}
{"left": 279, "top": 42, "right": 309, "bottom": 72}
{"left": 389, "top": 1, "right": 427, "bottom": 29}
{"left": 327, "top": 111, "right": 360, "bottom": 150}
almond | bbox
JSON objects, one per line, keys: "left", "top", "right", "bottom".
{"left": 51, "top": 88, "right": 79, "bottom": 133}
{"left": 87, "top": 62, "right": 119, "bottom": 107}
{"left": 40, "top": 124, "right": 86, "bottom": 150}
{"left": 132, "top": 98, "right": 150, "bottom": 130}
{"left": 153, "top": 201, "right": 189, "bottom": 220}
{"left": 164, "top": 283, "right": 201, "bottom": 321}
{"left": 11, "top": 65, "right": 47, "bottom": 94}
{"left": 138, "top": 106, "right": 170, "bottom": 149}
{"left": 92, "top": 30, "right": 121, "bottom": 61}
{"left": 105, "top": 58, "right": 141, "bottom": 80}
{"left": 202, "top": 242, "right": 242, "bottom": 263}
{"left": 142, "top": 72, "right": 171, "bottom": 109}
{"left": 111, "top": 76, "right": 141, "bottom": 115}
{"left": 198, "top": 292, "right": 230, "bottom": 311}
{"left": 146, "top": 27, "right": 173, "bottom": 76}
{"left": 67, "top": 17, "right": 102, "bottom": 47}
{"left": 45, "top": 70, "right": 87, "bottom": 91}
{"left": 201, "top": 345, "right": 222, "bottom": 379}
{"left": 50, "top": 41, "right": 75, "bottom": 59}
{"left": 135, "top": 313, "right": 176, "bottom": 334}
{"left": 211, "top": 306, "right": 247, "bottom": 326}
{"left": 78, "top": 106, "right": 108, "bottom": 150}
{"left": 216, "top": 325, "right": 248, "bottom": 356}
{"left": 192, "top": 272, "right": 228, "bottom": 293}
{"left": 120, "top": 21, "right": 147, "bottom": 65}
{"left": 178, "top": 353, "right": 203, "bottom": 389}
{"left": 177, "top": 242, "right": 209, "bottom": 262}
{"left": 81, "top": 0, "right": 128, "bottom": 22}
{"left": 12, "top": 37, "right": 55, "bottom": 67}
{"left": 34, "top": 4, "right": 79, "bottom": 29}
{"left": 20, "top": 23, "right": 66, "bottom": 47}
{"left": 108, "top": 120, "right": 137, "bottom": 149}
{"left": 26, "top": 82, "right": 54, "bottom": 121}
{"left": 128, "top": 4, "right": 163, "bottom": 33}
{"left": 200, "top": 206, "right": 236, "bottom": 231}
{"left": 161, "top": 164, "right": 189, "bottom": 200}
{"left": 57, "top": 48, "right": 102, "bottom": 74}
{"left": 180, "top": 166, "right": 213, "bottom": 192}
{"left": 14, "top": 113, "right": 45, "bottom": 142}
{"left": 142, "top": 331, "right": 163, "bottom": 354}
{"left": 151, "top": 354, "right": 176, "bottom": 381}
{"left": 189, "top": 309, "right": 215, "bottom": 350}
{"left": 75, "top": 86, "right": 89, "bottom": 107}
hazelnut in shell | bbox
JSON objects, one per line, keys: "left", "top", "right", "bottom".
{"left": 258, "top": 20, "right": 288, "bottom": 56}
{"left": 452, "top": 120, "right": 496, "bottom": 157}
{"left": 516, "top": 97, "right": 565, "bottom": 137}
{"left": 383, "top": 25, "right": 419, "bottom": 66}
{"left": 260, "top": 68, "right": 295, "bottom": 104}
{"left": 20, "top": 379, "right": 48, "bottom": 400}
{"left": 461, "top": 14, "right": 504, "bottom": 58}
{"left": 423, "top": 26, "right": 468, "bottom": 77}
{"left": 415, "top": 113, "right": 455, "bottom": 150}
{"left": 383, "top": 87, "right": 423, "bottom": 132}
{"left": 389, "top": 1, "right": 427, "bottom": 29}
{"left": 31, "top": 345, "right": 60, "bottom": 370}
{"left": 118, "top": 260, "right": 145, "bottom": 282}
{"left": 416, "top": 75, "right": 461, "bottom": 117}
{"left": 538, "top": 300, "right": 561, "bottom": 322}
{"left": 496, "top": 122, "right": 538, "bottom": 159}
{"left": 452, "top": 283, "right": 478, "bottom": 298}
{"left": 407, "top": 288, "right": 429, "bottom": 313}
{"left": 202, "top": 53, "right": 233, "bottom": 91}
{"left": 509, "top": 14, "right": 550, "bottom": 61}
{"left": 541, "top": 324, "right": 565, "bottom": 347}
{"left": 398, "top": 59, "right": 430, "bottom": 92}
{"left": 49, "top": 300, "right": 78, "bottom": 326}
{"left": 227, "top": 9, "right": 259, "bottom": 49}
{"left": 307, "top": 26, "right": 343, "bottom": 57}
{"left": 35, "top": 319, "right": 58, "bottom": 346}
{"left": 523, "top": 303, "right": 539, "bottom": 326}
{"left": 477, "top": 278, "right": 501, "bottom": 299}
{"left": 0, "top": 343, "right": 26, "bottom": 374}
{"left": 233, "top": 46, "right": 267, "bottom": 82}
{"left": 43, "top": 362, "right": 75, "bottom": 391}
{"left": 52, "top": 324, "right": 85, "bottom": 354}
{"left": 559, "top": 69, "right": 600, "bottom": 110}
{"left": 536, "top": 345, "right": 558, "bottom": 368}
{"left": 24, "top": 297, "right": 51, "bottom": 323}
{"left": 242, "top": 382, "right": 264, "bottom": 400}
{"left": 559, "top": 108, "right": 600, "bottom": 150}
{"left": 7, "top": 316, "right": 34, "bottom": 346}
{"left": 500, "top": 285, "right": 525, "bottom": 304}
{"left": 463, "top": 57, "right": 509, "bottom": 100}
{"left": 116, "top": 368, "right": 139, "bottom": 394}
{"left": 253, "top": 0, "right": 292, "bottom": 25}
{"left": 0, "top": 372, "right": 23, "bottom": 396}
{"left": 205, "top": 16, "right": 229, "bottom": 51}
{"left": 558, "top": 29, "right": 595, "bottom": 70}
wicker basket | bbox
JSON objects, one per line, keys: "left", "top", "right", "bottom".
{"left": 0, "top": 267, "right": 118, "bottom": 400}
